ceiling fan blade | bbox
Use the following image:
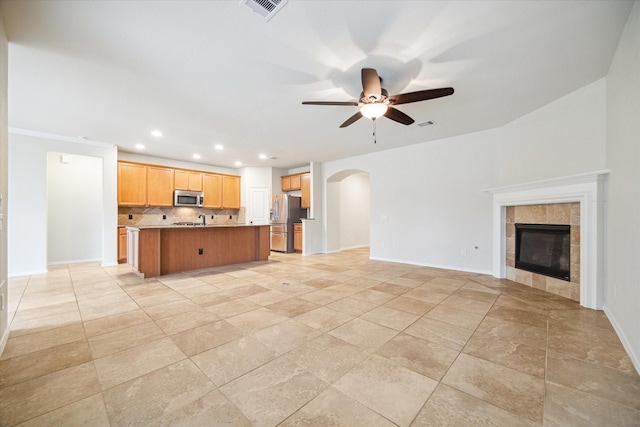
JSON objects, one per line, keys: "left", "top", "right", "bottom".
{"left": 384, "top": 107, "right": 414, "bottom": 125}
{"left": 389, "top": 87, "right": 454, "bottom": 105}
{"left": 361, "top": 68, "right": 382, "bottom": 101}
{"left": 339, "top": 111, "right": 363, "bottom": 128}
{"left": 302, "top": 101, "right": 359, "bottom": 106}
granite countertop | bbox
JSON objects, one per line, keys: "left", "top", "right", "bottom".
{"left": 124, "top": 223, "right": 268, "bottom": 230}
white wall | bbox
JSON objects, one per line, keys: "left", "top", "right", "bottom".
{"left": 8, "top": 132, "right": 118, "bottom": 276}
{"left": 47, "top": 152, "right": 103, "bottom": 264}
{"left": 322, "top": 77, "right": 607, "bottom": 275}
{"left": 604, "top": 1, "right": 640, "bottom": 372}
{"left": 0, "top": 15, "right": 10, "bottom": 355}
{"left": 339, "top": 173, "right": 370, "bottom": 250}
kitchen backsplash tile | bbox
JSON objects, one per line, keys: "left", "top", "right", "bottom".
{"left": 118, "top": 207, "right": 245, "bottom": 226}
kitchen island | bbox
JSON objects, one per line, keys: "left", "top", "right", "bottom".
{"left": 127, "top": 224, "right": 270, "bottom": 278}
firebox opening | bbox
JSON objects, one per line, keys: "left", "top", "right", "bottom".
{"left": 515, "top": 223, "right": 570, "bottom": 281}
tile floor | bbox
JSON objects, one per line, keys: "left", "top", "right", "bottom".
{"left": 1, "top": 248, "right": 640, "bottom": 426}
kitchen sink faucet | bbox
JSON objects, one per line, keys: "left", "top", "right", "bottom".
{"left": 198, "top": 214, "right": 206, "bottom": 226}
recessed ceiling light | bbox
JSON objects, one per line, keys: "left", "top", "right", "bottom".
{"left": 259, "top": 153, "right": 267, "bottom": 160}
{"left": 193, "top": 154, "right": 201, "bottom": 160}
{"left": 151, "top": 130, "right": 163, "bottom": 138}
{"left": 214, "top": 144, "right": 224, "bottom": 151}
{"left": 234, "top": 161, "right": 242, "bottom": 166}
{"left": 135, "top": 143, "right": 145, "bottom": 150}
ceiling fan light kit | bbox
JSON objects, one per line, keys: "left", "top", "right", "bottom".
{"left": 303, "top": 68, "right": 454, "bottom": 130}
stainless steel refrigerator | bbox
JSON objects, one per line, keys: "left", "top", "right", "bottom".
{"left": 270, "top": 194, "right": 305, "bottom": 253}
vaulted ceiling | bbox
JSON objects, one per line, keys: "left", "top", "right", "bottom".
{"left": 0, "top": 1, "right": 633, "bottom": 169}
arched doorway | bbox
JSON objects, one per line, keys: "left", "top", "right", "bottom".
{"left": 326, "top": 169, "right": 370, "bottom": 253}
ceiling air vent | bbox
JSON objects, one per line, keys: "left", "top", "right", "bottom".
{"left": 241, "top": 0, "right": 288, "bottom": 21}
{"left": 418, "top": 120, "right": 436, "bottom": 127}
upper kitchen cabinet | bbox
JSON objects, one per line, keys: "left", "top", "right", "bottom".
{"left": 202, "top": 173, "right": 222, "bottom": 208}
{"left": 146, "top": 166, "right": 174, "bottom": 207}
{"left": 301, "top": 173, "right": 310, "bottom": 209}
{"left": 222, "top": 175, "right": 241, "bottom": 209}
{"left": 118, "top": 162, "right": 147, "bottom": 206}
{"left": 174, "top": 170, "right": 203, "bottom": 191}
{"left": 281, "top": 172, "right": 308, "bottom": 192}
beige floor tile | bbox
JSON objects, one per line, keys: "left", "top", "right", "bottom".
{"left": 103, "top": 359, "right": 215, "bottom": 426}
{"left": 383, "top": 296, "right": 434, "bottom": 316}
{"left": 192, "top": 336, "right": 279, "bottom": 386}
{"left": 360, "top": 305, "right": 419, "bottom": 331}
{"left": 266, "top": 297, "right": 320, "bottom": 317}
{"left": 413, "top": 384, "right": 539, "bottom": 426}
{"left": 546, "top": 351, "right": 640, "bottom": 410}
{"left": 441, "top": 294, "right": 495, "bottom": 315}
{"left": 245, "top": 289, "right": 292, "bottom": 306}
{"left": 225, "top": 307, "right": 288, "bottom": 333}
{"left": 0, "top": 362, "right": 101, "bottom": 426}
{"left": 544, "top": 381, "right": 640, "bottom": 426}
{"left": 82, "top": 309, "right": 151, "bottom": 337}
{"left": 424, "top": 304, "right": 485, "bottom": 330}
{"left": 328, "top": 318, "right": 398, "bottom": 352}
{"left": 154, "top": 389, "right": 252, "bottom": 426}
{"left": 220, "top": 356, "right": 327, "bottom": 427}
{"left": 487, "top": 304, "right": 548, "bottom": 328}
{"left": 350, "top": 289, "right": 395, "bottom": 305}
{"left": 333, "top": 353, "right": 437, "bottom": 426}
{"left": 205, "top": 298, "right": 262, "bottom": 318}
{"left": 474, "top": 315, "right": 547, "bottom": 349}
{"left": 88, "top": 321, "right": 165, "bottom": 358}
{"left": 1, "top": 322, "right": 86, "bottom": 360}
{"left": 403, "top": 288, "right": 450, "bottom": 305}
{"left": 376, "top": 333, "right": 459, "bottom": 381}
{"left": 155, "top": 309, "right": 220, "bottom": 335}
{"left": 298, "top": 288, "right": 352, "bottom": 305}
{"left": 8, "top": 309, "right": 82, "bottom": 338}
{"left": 142, "top": 298, "right": 202, "bottom": 320}
{"left": 94, "top": 337, "right": 186, "bottom": 390}
{"left": 285, "top": 334, "right": 369, "bottom": 383}
{"left": 463, "top": 332, "right": 546, "bottom": 377}
{"left": 0, "top": 339, "right": 92, "bottom": 389}
{"left": 326, "top": 297, "right": 378, "bottom": 316}
{"left": 280, "top": 386, "right": 396, "bottom": 427}
{"left": 16, "top": 393, "right": 110, "bottom": 427}
{"left": 294, "top": 306, "right": 354, "bottom": 332}
{"left": 170, "top": 319, "right": 244, "bottom": 356}
{"left": 442, "top": 353, "right": 545, "bottom": 423}
{"left": 404, "top": 317, "right": 474, "bottom": 351}
{"left": 252, "top": 319, "right": 322, "bottom": 354}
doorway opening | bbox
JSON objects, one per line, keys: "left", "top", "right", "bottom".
{"left": 326, "top": 169, "right": 370, "bottom": 254}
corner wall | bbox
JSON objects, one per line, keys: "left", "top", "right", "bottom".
{"left": 0, "top": 14, "right": 9, "bottom": 355}
{"left": 604, "top": 1, "right": 640, "bottom": 372}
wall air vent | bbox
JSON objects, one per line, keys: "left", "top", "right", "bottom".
{"left": 418, "top": 120, "right": 436, "bottom": 127}
{"left": 241, "top": 0, "right": 288, "bottom": 21}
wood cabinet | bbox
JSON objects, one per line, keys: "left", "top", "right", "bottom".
{"left": 293, "top": 223, "right": 302, "bottom": 253}
{"left": 203, "top": 173, "right": 222, "bottom": 208}
{"left": 222, "top": 175, "right": 241, "bottom": 209}
{"left": 174, "top": 170, "right": 203, "bottom": 191}
{"left": 301, "top": 173, "right": 310, "bottom": 209}
{"left": 118, "top": 162, "right": 147, "bottom": 206}
{"left": 282, "top": 172, "right": 309, "bottom": 193}
{"left": 118, "top": 227, "right": 127, "bottom": 263}
{"left": 146, "top": 166, "right": 174, "bottom": 207}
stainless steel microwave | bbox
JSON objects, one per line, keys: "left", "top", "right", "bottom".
{"left": 174, "top": 190, "right": 204, "bottom": 207}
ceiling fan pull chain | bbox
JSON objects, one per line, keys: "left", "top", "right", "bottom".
{"left": 373, "top": 120, "right": 377, "bottom": 144}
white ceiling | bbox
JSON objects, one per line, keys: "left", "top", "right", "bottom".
{"left": 0, "top": 1, "right": 633, "bottom": 170}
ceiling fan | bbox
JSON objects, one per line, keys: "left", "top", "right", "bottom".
{"left": 302, "top": 68, "right": 454, "bottom": 128}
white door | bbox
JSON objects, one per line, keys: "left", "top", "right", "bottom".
{"left": 248, "top": 187, "right": 270, "bottom": 225}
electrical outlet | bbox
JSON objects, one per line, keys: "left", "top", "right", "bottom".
{"left": 461, "top": 249, "right": 467, "bottom": 257}
{"left": 128, "top": 214, "right": 133, "bottom": 220}
{"left": 229, "top": 215, "right": 232, "bottom": 219}
{"left": 211, "top": 215, "right": 214, "bottom": 219}
{"left": 198, "top": 248, "right": 204, "bottom": 255}
{"left": 162, "top": 215, "right": 166, "bottom": 220}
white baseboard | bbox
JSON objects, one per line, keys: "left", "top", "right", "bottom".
{"left": 603, "top": 305, "right": 640, "bottom": 375}
{"left": 369, "top": 255, "right": 493, "bottom": 276}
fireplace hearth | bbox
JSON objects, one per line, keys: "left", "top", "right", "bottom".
{"left": 515, "top": 223, "right": 570, "bottom": 281}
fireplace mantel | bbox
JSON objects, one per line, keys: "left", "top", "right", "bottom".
{"left": 484, "top": 170, "right": 609, "bottom": 309}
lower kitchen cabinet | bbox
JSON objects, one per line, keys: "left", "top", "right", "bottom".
{"left": 293, "top": 223, "right": 302, "bottom": 253}
{"left": 117, "top": 227, "right": 127, "bottom": 263}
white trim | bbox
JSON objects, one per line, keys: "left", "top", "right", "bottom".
{"left": 369, "top": 256, "right": 493, "bottom": 276}
{"left": 603, "top": 305, "right": 640, "bottom": 374}
{"left": 485, "top": 171, "right": 609, "bottom": 309}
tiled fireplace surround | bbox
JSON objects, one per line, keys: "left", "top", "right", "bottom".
{"left": 486, "top": 171, "right": 608, "bottom": 310}
{"left": 505, "top": 203, "right": 580, "bottom": 301}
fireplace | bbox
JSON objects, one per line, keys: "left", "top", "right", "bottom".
{"left": 515, "top": 223, "right": 570, "bottom": 281}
